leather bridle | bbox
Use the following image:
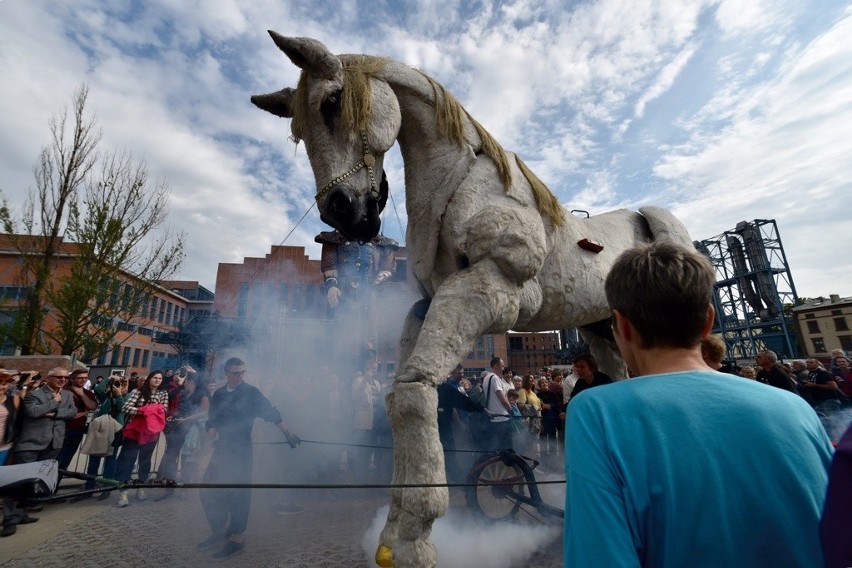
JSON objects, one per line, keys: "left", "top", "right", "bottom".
{"left": 315, "top": 130, "right": 381, "bottom": 205}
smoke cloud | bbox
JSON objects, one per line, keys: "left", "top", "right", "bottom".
{"left": 362, "top": 505, "right": 562, "bottom": 568}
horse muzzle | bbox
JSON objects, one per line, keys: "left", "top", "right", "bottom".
{"left": 320, "top": 183, "right": 382, "bottom": 242}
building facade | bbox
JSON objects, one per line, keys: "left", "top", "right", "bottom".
{"left": 0, "top": 234, "right": 189, "bottom": 375}
{"left": 507, "top": 331, "right": 562, "bottom": 375}
{"left": 793, "top": 294, "right": 852, "bottom": 358}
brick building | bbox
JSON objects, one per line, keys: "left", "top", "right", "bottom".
{"left": 210, "top": 242, "right": 508, "bottom": 380}
{"left": 0, "top": 234, "right": 188, "bottom": 375}
{"left": 506, "top": 331, "right": 562, "bottom": 375}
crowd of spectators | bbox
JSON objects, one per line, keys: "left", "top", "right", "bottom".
{"left": 0, "top": 365, "right": 212, "bottom": 537}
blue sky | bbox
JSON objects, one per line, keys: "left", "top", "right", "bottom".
{"left": 0, "top": 0, "right": 850, "bottom": 297}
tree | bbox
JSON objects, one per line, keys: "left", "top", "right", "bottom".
{"left": 1, "top": 84, "right": 185, "bottom": 360}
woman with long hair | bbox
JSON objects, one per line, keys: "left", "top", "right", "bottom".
{"left": 114, "top": 371, "right": 168, "bottom": 507}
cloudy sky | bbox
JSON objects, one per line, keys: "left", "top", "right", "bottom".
{"left": 0, "top": 0, "right": 849, "bottom": 298}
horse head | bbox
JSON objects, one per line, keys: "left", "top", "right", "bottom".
{"left": 252, "top": 33, "right": 399, "bottom": 242}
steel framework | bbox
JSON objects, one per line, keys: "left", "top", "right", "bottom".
{"left": 695, "top": 219, "right": 801, "bottom": 362}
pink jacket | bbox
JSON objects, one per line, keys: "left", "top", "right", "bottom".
{"left": 122, "top": 403, "right": 166, "bottom": 444}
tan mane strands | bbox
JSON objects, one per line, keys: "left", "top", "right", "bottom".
{"left": 422, "top": 73, "right": 511, "bottom": 188}
{"left": 340, "top": 56, "right": 390, "bottom": 133}
{"left": 515, "top": 156, "right": 566, "bottom": 227}
{"left": 290, "top": 56, "right": 390, "bottom": 142}
{"left": 421, "top": 71, "right": 564, "bottom": 227}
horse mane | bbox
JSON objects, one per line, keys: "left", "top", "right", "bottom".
{"left": 420, "top": 71, "right": 565, "bottom": 228}
{"left": 291, "top": 55, "right": 565, "bottom": 227}
{"left": 291, "top": 55, "right": 392, "bottom": 141}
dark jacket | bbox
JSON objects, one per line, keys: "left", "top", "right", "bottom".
{"left": 2, "top": 395, "right": 17, "bottom": 446}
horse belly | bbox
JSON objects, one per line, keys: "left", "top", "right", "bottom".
{"left": 527, "top": 210, "right": 653, "bottom": 329}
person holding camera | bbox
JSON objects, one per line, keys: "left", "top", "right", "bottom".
{"left": 79, "top": 374, "right": 130, "bottom": 500}
{"left": 1, "top": 369, "right": 43, "bottom": 537}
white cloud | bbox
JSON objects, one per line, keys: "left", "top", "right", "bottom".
{"left": 656, "top": 12, "right": 852, "bottom": 296}
{"left": 0, "top": 0, "right": 849, "bottom": 298}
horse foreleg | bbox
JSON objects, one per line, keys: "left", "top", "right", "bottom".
{"left": 377, "top": 301, "right": 427, "bottom": 566}
{"left": 381, "top": 260, "right": 521, "bottom": 568}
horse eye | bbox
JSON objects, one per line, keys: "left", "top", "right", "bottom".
{"left": 321, "top": 90, "right": 342, "bottom": 129}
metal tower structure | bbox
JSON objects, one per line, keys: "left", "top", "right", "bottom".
{"left": 695, "top": 219, "right": 801, "bottom": 362}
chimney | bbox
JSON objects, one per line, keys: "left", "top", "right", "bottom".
{"left": 830, "top": 294, "right": 841, "bottom": 303}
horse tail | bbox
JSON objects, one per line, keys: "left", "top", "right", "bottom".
{"left": 514, "top": 155, "right": 566, "bottom": 228}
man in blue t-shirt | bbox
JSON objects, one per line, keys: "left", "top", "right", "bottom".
{"left": 564, "top": 242, "right": 833, "bottom": 568}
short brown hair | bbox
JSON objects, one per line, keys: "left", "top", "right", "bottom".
{"left": 605, "top": 242, "right": 715, "bottom": 349}
{"left": 700, "top": 334, "right": 726, "bottom": 365}
{"left": 572, "top": 352, "right": 598, "bottom": 371}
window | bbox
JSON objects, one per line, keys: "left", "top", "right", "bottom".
{"left": 807, "top": 321, "right": 820, "bottom": 334}
{"left": 291, "top": 285, "right": 302, "bottom": 314}
{"left": 834, "top": 317, "right": 849, "bottom": 332}
{"left": 811, "top": 337, "right": 826, "bottom": 354}
{"left": 238, "top": 283, "right": 249, "bottom": 318}
{"left": 508, "top": 337, "right": 523, "bottom": 350}
{"left": 108, "top": 279, "right": 120, "bottom": 308}
{"left": 305, "top": 285, "right": 315, "bottom": 311}
{"left": 132, "top": 348, "right": 141, "bottom": 367}
{"left": 832, "top": 310, "right": 843, "bottom": 316}
{"left": 466, "top": 335, "right": 495, "bottom": 360}
{"left": 142, "top": 350, "right": 150, "bottom": 368}
{"left": 166, "top": 302, "right": 173, "bottom": 326}
{"left": 121, "top": 284, "right": 133, "bottom": 311}
{"left": 110, "top": 346, "right": 120, "bottom": 366}
{"left": 121, "top": 346, "right": 131, "bottom": 366}
{"left": 149, "top": 297, "right": 158, "bottom": 320}
{"left": 840, "top": 336, "right": 852, "bottom": 353}
{"left": 0, "top": 286, "right": 30, "bottom": 301}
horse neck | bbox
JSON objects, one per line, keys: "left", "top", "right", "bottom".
{"left": 379, "top": 62, "right": 476, "bottom": 187}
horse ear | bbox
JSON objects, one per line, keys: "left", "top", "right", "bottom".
{"left": 267, "top": 31, "right": 341, "bottom": 79}
{"left": 251, "top": 88, "right": 295, "bottom": 118}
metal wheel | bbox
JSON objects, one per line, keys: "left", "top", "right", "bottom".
{"left": 466, "top": 452, "right": 535, "bottom": 520}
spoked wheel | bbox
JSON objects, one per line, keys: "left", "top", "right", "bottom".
{"left": 466, "top": 451, "right": 537, "bottom": 520}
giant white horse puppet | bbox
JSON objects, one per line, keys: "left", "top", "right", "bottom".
{"left": 253, "top": 33, "right": 692, "bottom": 567}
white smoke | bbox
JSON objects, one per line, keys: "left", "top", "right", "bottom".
{"left": 362, "top": 505, "right": 561, "bottom": 568}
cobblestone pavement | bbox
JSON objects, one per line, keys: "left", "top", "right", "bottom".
{"left": 2, "top": 484, "right": 563, "bottom": 567}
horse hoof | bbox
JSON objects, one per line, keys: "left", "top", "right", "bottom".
{"left": 375, "top": 544, "right": 394, "bottom": 567}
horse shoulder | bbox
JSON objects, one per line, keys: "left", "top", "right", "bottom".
{"left": 461, "top": 204, "right": 548, "bottom": 285}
